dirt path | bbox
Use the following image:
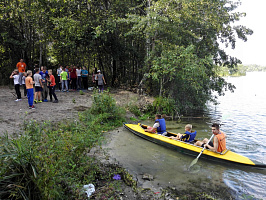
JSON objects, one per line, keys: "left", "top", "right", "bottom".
{"left": 0, "top": 86, "right": 151, "bottom": 136}
{"left": 0, "top": 86, "right": 93, "bottom": 136}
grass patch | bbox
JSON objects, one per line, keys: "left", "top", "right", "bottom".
{"left": 0, "top": 92, "right": 128, "bottom": 199}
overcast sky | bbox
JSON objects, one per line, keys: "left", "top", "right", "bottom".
{"left": 222, "top": 0, "right": 266, "bottom": 66}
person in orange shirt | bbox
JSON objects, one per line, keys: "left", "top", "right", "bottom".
{"left": 25, "top": 70, "right": 35, "bottom": 109}
{"left": 16, "top": 59, "right": 27, "bottom": 85}
{"left": 47, "top": 69, "right": 58, "bottom": 103}
{"left": 195, "top": 123, "right": 227, "bottom": 153}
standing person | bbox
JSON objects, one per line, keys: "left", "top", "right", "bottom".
{"left": 9, "top": 69, "right": 22, "bottom": 101}
{"left": 56, "top": 65, "right": 62, "bottom": 91}
{"left": 92, "top": 67, "right": 98, "bottom": 87}
{"left": 76, "top": 66, "right": 82, "bottom": 90}
{"left": 96, "top": 70, "right": 106, "bottom": 93}
{"left": 195, "top": 123, "right": 227, "bottom": 153}
{"left": 60, "top": 67, "right": 69, "bottom": 92}
{"left": 33, "top": 68, "right": 43, "bottom": 103}
{"left": 144, "top": 114, "right": 167, "bottom": 136}
{"left": 16, "top": 59, "right": 27, "bottom": 85}
{"left": 25, "top": 70, "right": 35, "bottom": 109}
{"left": 40, "top": 66, "right": 48, "bottom": 102}
{"left": 81, "top": 66, "right": 88, "bottom": 90}
{"left": 65, "top": 66, "right": 70, "bottom": 89}
{"left": 47, "top": 69, "right": 58, "bottom": 103}
{"left": 70, "top": 65, "right": 77, "bottom": 90}
{"left": 22, "top": 72, "right": 27, "bottom": 97}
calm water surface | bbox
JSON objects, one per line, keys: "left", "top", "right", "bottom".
{"left": 104, "top": 72, "right": 266, "bottom": 199}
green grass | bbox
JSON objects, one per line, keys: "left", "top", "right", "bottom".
{"left": 0, "top": 92, "right": 127, "bottom": 199}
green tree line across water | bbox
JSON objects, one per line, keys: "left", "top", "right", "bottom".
{"left": 0, "top": 0, "right": 252, "bottom": 115}
{"left": 220, "top": 64, "right": 266, "bottom": 76}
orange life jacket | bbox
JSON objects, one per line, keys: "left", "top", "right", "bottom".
{"left": 216, "top": 131, "right": 226, "bottom": 153}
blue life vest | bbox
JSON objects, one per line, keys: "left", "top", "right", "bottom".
{"left": 181, "top": 130, "right": 197, "bottom": 142}
{"left": 155, "top": 118, "right": 166, "bottom": 134}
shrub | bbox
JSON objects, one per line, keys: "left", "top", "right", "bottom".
{"left": 153, "top": 96, "right": 177, "bottom": 116}
{"left": 0, "top": 91, "right": 126, "bottom": 199}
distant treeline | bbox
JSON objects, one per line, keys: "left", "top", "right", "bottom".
{"left": 219, "top": 64, "right": 266, "bottom": 76}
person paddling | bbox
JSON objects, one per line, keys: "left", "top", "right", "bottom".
{"left": 195, "top": 123, "right": 227, "bottom": 153}
{"left": 144, "top": 114, "right": 167, "bottom": 136}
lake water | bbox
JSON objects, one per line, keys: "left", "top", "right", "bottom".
{"left": 104, "top": 72, "right": 266, "bottom": 199}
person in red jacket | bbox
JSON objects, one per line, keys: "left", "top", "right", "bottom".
{"left": 47, "top": 69, "right": 58, "bottom": 103}
{"left": 70, "top": 65, "right": 77, "bottom": 90}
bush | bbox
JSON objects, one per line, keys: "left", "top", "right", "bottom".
{"left": 128, "top": 105, "right": 142, "bottom": 117}
{"left": 152, "top": 96, "right": 177, "bottom": 117}
{"left": 0, "top": 92, "right": 126, "bottom": 199}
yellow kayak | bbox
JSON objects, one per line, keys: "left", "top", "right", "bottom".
{"left": 124, "top": 123, "right": 266, "bottom": 168}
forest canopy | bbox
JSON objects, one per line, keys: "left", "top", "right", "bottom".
{"left": 0, "top": 0, "right": 252, "bottom": 114}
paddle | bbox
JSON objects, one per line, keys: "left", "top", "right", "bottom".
{"left": 189, "top": 134, "right": 215, "bottom": 169}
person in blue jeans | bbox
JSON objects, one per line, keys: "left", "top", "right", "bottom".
{"left": 25, "top": 70, "right": 35, "bottom": 109}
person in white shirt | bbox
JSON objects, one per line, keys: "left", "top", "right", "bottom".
{"left": 76, "top": 66, "right": 82, "bottom": 90}
{"left": 10, "top": 69, "right": 22, "bottom": 101}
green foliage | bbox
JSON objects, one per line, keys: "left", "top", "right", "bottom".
{"left": 72, "top": 98, "right": 76, "bottom": 103}
{"left": 153, "top": 96, "right": 176, "bottom": 116}
{"left": 128, "top": 105, "right": 142, "bottom": 117}
{"left": 130, "top": 117, "right": 138, "bottom": 122}
{"left": 79, "top": 90, "right": 84, "bottom": 95}
{"left": 90, "top": 91, "right": 125, "bottom": 123}
{"left": 0, "top": 92, "right": 126, "bottom": 199}
{"left": 0, "top": 0, "right": 252, "bottom": 114}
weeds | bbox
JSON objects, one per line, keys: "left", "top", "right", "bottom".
{"left": 79, "top": 90, "right": 84, "bottom": 95}
{"left": 0, "top": 92, "right": 126, "bottom": 199}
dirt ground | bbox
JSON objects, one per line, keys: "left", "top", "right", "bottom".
{"left": 0, "top": 86, "right": 151, "bottom": 136}
{"left": 0, "top": 86, "right": 91, "bottom": 136}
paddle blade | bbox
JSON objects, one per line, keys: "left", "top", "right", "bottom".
{"left": 189, "top": 157, "right": 198, "bottom": 169}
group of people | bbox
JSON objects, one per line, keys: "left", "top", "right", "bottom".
{"left": 145, "top": 114, "right": 227, "bottom": 153}
{"left": 10, "top": 62, "right": 59, "bottom": 109}
{"left": 57, "top": 66, "right": 106, "bottom": 93}
{"left": 10, "top": 59, "right": 108, "bottom": 109}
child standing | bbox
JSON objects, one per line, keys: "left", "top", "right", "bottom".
{"left": 76, "top": 66, "right": 82, "bottom": 90}
{"left": 25, "top": 70, "right": 35, "bottom": 109}
{"left": 81, "top": 66, "right": 88, "bottom": 90}
{"left": 96, "top": 70, "right": 106, "bottom": 93}
{"left": 60, "top": 67, "right": 68, "bottom": 92}
{"left": 47, "top": 69, "right": 58, "bottom": 103}
{"left": 9, "top": 69, "right": 22, "bottom": 101}
{"left": 22, "top": 72, "right": 27, "bottom": 97}
{"left": 40, "top": 66, "right": 48, "bottom": 102}
{"left": 33, "top": 68, "right": 43, "bottom": 103}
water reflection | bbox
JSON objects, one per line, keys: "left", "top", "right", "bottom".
{"left": 104, "top": 72, "right": 266, "bottom": 200}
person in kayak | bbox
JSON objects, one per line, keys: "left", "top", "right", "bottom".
{"left": 169, "top": 124, "right": 197, "bottom": 142}
{"left": 195, "top": 123, "right": 227, "bottom": 153}
{"left": 144, "top": 114, "right": 167, "bottom": 136}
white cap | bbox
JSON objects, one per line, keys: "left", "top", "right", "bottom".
{"left": 97, "top": 70, "right": 101, "bottom": 73}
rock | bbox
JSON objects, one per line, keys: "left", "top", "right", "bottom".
{"left": 142, "top": 173, "right": 154, "bottom": 181}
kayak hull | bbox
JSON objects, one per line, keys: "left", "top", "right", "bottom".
{"left": 124, "top": 123, "right": 266, "bottom": 168}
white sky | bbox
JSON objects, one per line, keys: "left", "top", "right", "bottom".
{"left": 222, "top": 0, "right": 266, "bottom": 66}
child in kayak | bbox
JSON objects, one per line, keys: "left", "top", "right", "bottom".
{"left": 144, "top": 114, "right": 167, "bottom": 136}
{"left": 169, "top": 124, "right": 197, "bottom": 142}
